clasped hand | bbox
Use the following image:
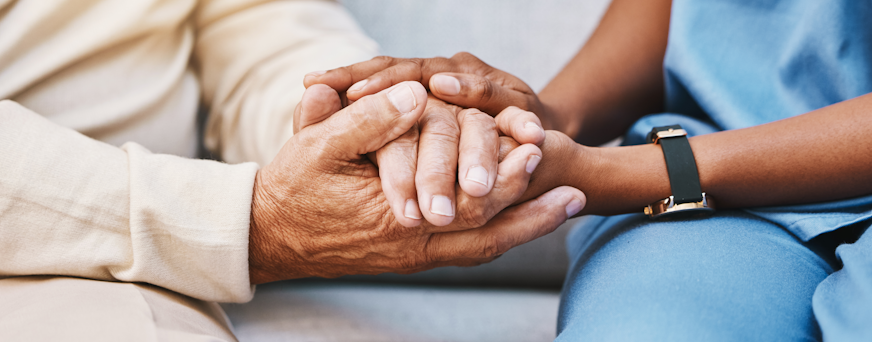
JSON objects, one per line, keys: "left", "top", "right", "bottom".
{"left": 249, "top": 72, "right": 585, "bottom": 284}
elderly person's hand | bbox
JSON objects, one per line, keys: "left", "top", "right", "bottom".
{"left": 303, "top": 54, "right": 554, "bottom": 227}
{"left": 293, "top": 82, "right": 547, "bottom": 227}
{"left": 303, "top": 54, "right": 592, "bottom": 214}
{"left": 248, "top": 81, "right": 585, "bottom": 284}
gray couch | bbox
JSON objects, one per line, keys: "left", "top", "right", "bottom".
{"left": 221, "top": 1, "right": 610, "bottom": 341}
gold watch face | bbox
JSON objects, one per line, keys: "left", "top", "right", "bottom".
{"left": 644, "top": 193, "right": 715, "bottom": 219}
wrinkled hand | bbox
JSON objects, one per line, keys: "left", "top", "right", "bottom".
{"left": 297, "top": 79, "right": 548, "bottom": 227}
{"left": 303, "top": 52, "right": 561, "bottom": 131}
{"left": 248, "top": 81, "right": 586, "bottom": 284}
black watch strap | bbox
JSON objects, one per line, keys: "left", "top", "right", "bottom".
{"left": 646, "top": 125, "right": 703, "bottom": 204}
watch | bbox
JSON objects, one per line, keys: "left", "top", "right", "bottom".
{"left": 643, "top": 125, "right": 714, "bottom": 219}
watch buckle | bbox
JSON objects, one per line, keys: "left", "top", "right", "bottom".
{"left": 652, "top": 128, "right": 688, "bottom": 144}
{"left": 644, "top": 192, "right": 714, "bottom": 219}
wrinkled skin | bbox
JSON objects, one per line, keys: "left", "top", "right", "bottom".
{"left": 304, "top": 52, "right": 559, "bottom": 131}
{"left": 248, "top": 81, "right": 585, "bottom": 284}
{"left": 304, "top": 58, "right": 552, "bottom": 228}
{"left": 305, "top": 53, "right": 593, "bottom": 211}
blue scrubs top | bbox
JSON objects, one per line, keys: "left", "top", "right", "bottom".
{"left": 623, "top": 0, "right": 872, "bottom": 241}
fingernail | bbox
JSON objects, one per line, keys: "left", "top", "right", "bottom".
{"left": 404, "top": 199, "right": 422, "bottom": 220}
{"left": 525, "top": 121, "right": 545, "bottom": 136}
{"left": 305, "top": 70, "right": 327, "bottom": 78}
{"left": 565, "top": 198, "right": 583, "bottom": 217}
{"left": 430, "top": 195, "right": 454, "bottom": 217}
{"left": 349, "top": 79, "right": 368, "bottom": 93}
{"left": 388, "top": 84, "right": 417, "bottom": 114}
{"left": 432, "top": 74, "right": 460, "bottom": 96}
{"left": 466, "top": 166, "right": 489, "bottom": 186}
{"left": 526, "top": 155, "right": 541, "bottom": 173}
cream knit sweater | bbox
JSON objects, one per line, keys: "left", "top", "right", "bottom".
{"left": 0, "top": 0, "right": 377, "bottom": 303}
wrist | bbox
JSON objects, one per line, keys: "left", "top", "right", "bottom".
{"left": 248, "top": 170, "right": 303, "bottom": 284}
{"left": 538, "top": 99, "right": 582, "bottom": 141}
{"left": 575, "top": 143, "right": 672, "bottom": 216}
{"left": 249, "top": 170, "right": 276, "bottom": 284}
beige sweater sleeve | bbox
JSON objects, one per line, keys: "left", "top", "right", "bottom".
{"left": 0, "top": 0, "right": 376, "bottom": 303}
{"left": 0, "top": 101, "right": 259, "bottom": 303}
{"left": 196, "top": 0, "right": 379, "bottom": 165}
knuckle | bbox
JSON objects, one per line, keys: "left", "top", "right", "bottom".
{"left": 391, "top": 61, "right": 425, "bottom": 81}
{"left": 415, "top": 236, "right": 443, "bottom": 265}
{"left": 421, "top": 115, "right": 461, "bottom": 139}
{"left": 415, "top": 166, "right": 455, "bottom": 186}
{"left": 522, "top": 199, "right": 558, "bottom": 236}
{"left": 373, "top": 55, "right": 394, "bottom": 63}
{"left": 362, "top": 93, "right": 399, "bottom": 116}
{"left": 309, "top": 137, "right": 338, "bottom": 160}
{"left": 457, "top": 200, "right": 491, "bottom": 228}
{"left": 379, "top": 218, "right": 415, "bottom": 241}
{"left": 421, "top": 56, "right": 450, "bottom": 70}
{"left": 348, "top": 96, "right": 402, "bottom": 139}
{"left": 303, "top": 127, "right": 354, "bottom": 162}
{"left": 464, "top": 111, "right": 498, "bottom": 131}
{"left": 498, "top": 108, "right": 537, "bottom": 134}
{"left": 335, "top": 66, "right": 357, "bottom": 86}
{"left": 450, "top": 52, "right": 491, "bottom": 72}
{"left": 479, "top": 235, "right": 508, "bottom": 259}
{"left": 474, "top": 77, "right": 496, "bottom": 102}
{"left": 451, "top": 51, "right": 477, "bottom": 61}
{"left": 463, "top": 144, "right": 497, "bottom": 161}
{"left": 503, "top": 106, "right": 526, "bottom": 116}
{"left": 397, "top": 255, "right": 427, "bottom": 271}
{"left": 355, "top": 96, "right": 386, "bottom": 121}
{"left": 383, "top": 135, "right": 419, "bottom": 152}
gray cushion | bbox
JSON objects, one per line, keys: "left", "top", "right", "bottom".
{"left": 222, "top": 281, "right": 561, "bottom": 342}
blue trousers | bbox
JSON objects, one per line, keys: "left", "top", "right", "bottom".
{"left": 556, "top": 211, "right": 872, "bottom": 341}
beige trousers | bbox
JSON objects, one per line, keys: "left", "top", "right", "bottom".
{"left": 0, "top": 276, "right": 236, "bottom": 342}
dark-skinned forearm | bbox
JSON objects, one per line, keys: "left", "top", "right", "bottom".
{"left": 522, "top": 137, "right": 671, "bottom": 216}
{"left": 691, "top": 93, "right": 872, "bottom": 209}
{"left": 538, "top": 0, "right": 672, "bottom": 146}
{"left": 524, "top": 92, "right": 872, "bottom": 216}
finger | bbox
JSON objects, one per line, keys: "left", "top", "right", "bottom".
{"left": 426, "top": 186, "right": 586, "bottom": 262}
{"left": 494, "top": 106, "right": 546, "bottom": 146}
{"left": 343, "top": 58, "right": 451, "bottom": 101}
{"left": 305, "top": 81, "right": 428, "bottom": 157}
{"left": 427, "top": 143, "right": 543, "bottom": 233}
{"left": 396, "top": 257, "right": 498, "bottom": 275}
{"left": 429, "top": 72, "right": 532, "bottom": 116}
{"left": 303, "top": 56, "right": 402, "bottom": 91}
{"left": 456, "top": 108, "right": 499, "bottom": 197}
{"left": 415, "top": 101, "right": 461, "bottom": 227}
{"left": 294, "top": 84, "right": 343, "bottom": 134}
{"left": 377, "top": 125, "right": 423, "bottom": 227}
{"left": 342, "top": 52, "right": 499, "bottom": 101}
{"left": 346, "top": 60, "right": 425, "bottom": 101}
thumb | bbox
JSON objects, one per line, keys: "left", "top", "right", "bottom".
{"left": 294, "top": 84, "right": 342, "bottom": 134}
{"left": 305, "top": 81, "right": 428, "bottom": 157}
